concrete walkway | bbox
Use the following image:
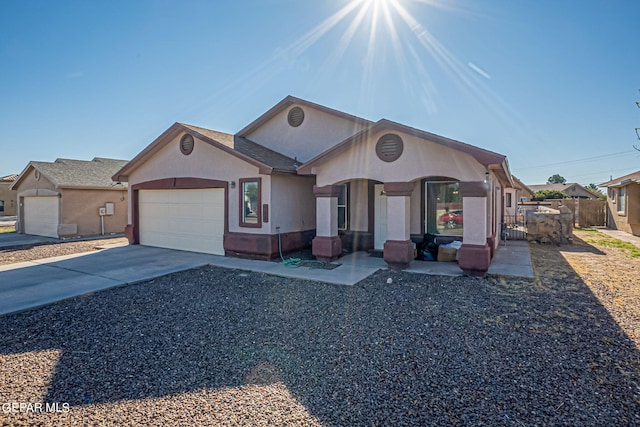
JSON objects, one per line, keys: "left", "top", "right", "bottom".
{"left": 0, "top": 241, "right": 534, "bottom": 316}
{"left": 594, "top": 228, "right": 640, "bottom": 248}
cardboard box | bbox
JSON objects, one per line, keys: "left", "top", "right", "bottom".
{"left": 437, "top": 246, "right": 458, "bottom": 262}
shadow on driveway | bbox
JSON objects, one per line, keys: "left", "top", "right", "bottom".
{"left": 0, "top": 242, "right": 639, "bottom": 425}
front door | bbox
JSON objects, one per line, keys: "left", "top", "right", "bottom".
{"left": 374, "top": 184, "right": 387, "bottom": 250}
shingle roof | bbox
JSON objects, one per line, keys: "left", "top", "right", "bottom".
{"left": 1, "top": 174, "right": 18, "bottom": 182}
{"left": 599, "top": 170, "right": 640, "bottom": 187}
{"left": 28, "top": 157, "right": 129, "bottom": 188}
{"left": 180, "top": 123, "right": 301, "bottom": 172}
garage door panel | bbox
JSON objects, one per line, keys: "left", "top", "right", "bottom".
{"left": 138, "top": 189, "right": 225, "bottom": 255}
{"left": 24, "top": 197, "right": 59, "bottom": 238}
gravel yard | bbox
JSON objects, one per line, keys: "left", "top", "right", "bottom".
{"left": 1, "top": 231, "right": 639, "bottom": 426}
{"left": 0, "top": 237, "right": 129, "bottom": 266}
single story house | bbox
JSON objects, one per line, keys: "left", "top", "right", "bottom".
{"left": 0, "top": 174, "right": 18, "bottom": 216}
{"left": 11, "top": 158, "right": 128, "bottom": 238}
{"left": 529, "top": 182, "right": 600, "bottom": 200}
{"left": 504, "top": 175, "right": 533, "bottom": 217}
{"left": 599, "top": 170, "right": 640, "bottom": 236}
{"left": 113, "top": 96, "right": 514, "bottom": 275}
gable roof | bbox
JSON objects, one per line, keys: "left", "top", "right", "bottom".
{"left": 528, "top": 182, "right": 601, "bottom": 198}
{"left": 237, "top": 95, "right": 373, "bottom": 137}
{"left": 599, "top": 170, "right": 640, "bottom": 187}
{"left": 11, "top": 158, "right": 129, "bottom": 191}
{"left": 113, "top": 122, "right": 301, "bottom": 181}
{"left": 297, "top": 119, "right": 512, "bottom": 185}
{"left": 511, "top": 175, "right": 534, "bottom": 195}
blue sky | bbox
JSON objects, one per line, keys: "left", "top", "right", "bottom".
{"left": 1, "top": 0, "right": 639, "bottom": 186}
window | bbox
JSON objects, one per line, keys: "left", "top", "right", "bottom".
{"left": 506, "top": 192, "right": 512, "bottom": 208}
{"left": 425, "top": 181, "right": 463, "bottom": 236}
{"left": 618, "top": 187, "right": 626, "bottom": 213}
{"left": 0, "top": 200, "right": 4, "bottom": 212}
{"left": 337, "top": 184, "right": 348, "bottom": 231}
{"left": 240, "top": 178, "right": 261, "bottom": 227}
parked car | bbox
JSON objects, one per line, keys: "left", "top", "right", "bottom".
{"left": 438, "top": 210, "right": 463, "bottom": 229}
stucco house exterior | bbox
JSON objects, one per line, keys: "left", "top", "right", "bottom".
{"left": 504, "top": 175, "right": 533, "bottom": 217}
{"left": 529, "top": 183, "right": 600, "bottom": 200}
{"left": 0, "top": 174, "right": 18, "bottom": 216}
{"left": 599, "top": 171, "right": 640, "bottom": 237}
{"left": 113, "top": 96, "right": 514, "bottom": 275}
{"left": 11, "top": 158, "right": 128, "bottom": 238}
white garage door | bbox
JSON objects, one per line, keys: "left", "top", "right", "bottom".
{"left": 24, "top": 196, "right": 59, "bottom": 238}
{"left": 138, "top": 189, "right": 225, "bottom": 255}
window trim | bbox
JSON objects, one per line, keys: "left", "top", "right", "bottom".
{"left": 337, "top": 183, "right": 348, "bottom": 231}
{"left": 239, "top": 178, "right": 262, "bottom": 228}
{"left": 617, "top": 187, "right": 626, "bottom": 214}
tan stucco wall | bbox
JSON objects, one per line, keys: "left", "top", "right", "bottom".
{"left": 269, "top": 173, "right": 316, "bottom": 234}
{"left": 61, "top": 189, "right": 128, "bottom": 236}
{"left": 13, "top": 169, "right": 57, "bottom": 194}
{"left": 0, "top": 182, "right": 17, "bottom": 216}
{"left": 246, "top": 104, "right": 369, "bottom": 163}
{"left": 127, "top": 133, "right": 272, "bottom": 234}
{"left": 312, "top": 130, "right": 486, "bottom": 187}
{"left": 607, "top": 184, "right": 640, "bottom": 236}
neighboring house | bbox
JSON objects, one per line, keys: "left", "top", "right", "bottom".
{"left": 599, "top": 171, "right": 640, "bottom": 237}
{"left": 504, "top": 175, "right": 533, "bottom": 217}
{"left": 11, "top": 158, "right": 128, "bottom": 238}
{"left": 113, "top": 96, "right": 513, "bottom": 275}
{"left": 0, "top": 174, "right": 18, "bottom": 216}
{"left": 529, "top": 182, "right": 600, "bottom": 200}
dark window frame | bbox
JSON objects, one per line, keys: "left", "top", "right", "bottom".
{"left": 239, "top": 178, "right": 262, "bottom": 228}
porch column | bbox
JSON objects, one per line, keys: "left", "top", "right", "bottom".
{"left": 312, "top": 185, "right": 342, "bottom": 261}
{"left": 383, "top": 182, "right": 415, "bottom": 270}
{"left": 457, "top": 181, "right": 491, "bottom": 276}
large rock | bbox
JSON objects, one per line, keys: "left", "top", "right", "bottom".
{"left": 526, "top": 205, "right": 573, "bottom": 244}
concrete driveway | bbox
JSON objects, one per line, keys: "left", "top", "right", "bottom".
{"left": 0, "top": 245, "right": 218, "bottom": 316}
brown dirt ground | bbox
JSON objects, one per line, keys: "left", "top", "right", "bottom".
{"left": 530, "top": 228, "right": 640, "bottom": 346}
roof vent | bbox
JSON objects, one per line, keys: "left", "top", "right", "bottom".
{"left": 34, "top": 170, "right": 41, "bottom": 181}
{"left": 375, "top": 133, "right": 404, "bottom": 162}
{"left": 287, "top": 107, "right": 305, "bottom": 127}
{"left": 180, "top": 134, "right": 194, "bottom": 155}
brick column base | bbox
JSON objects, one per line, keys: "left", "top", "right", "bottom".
{"left": 383, "top": 240, "right": 414, "bottom": 270}
{"left": 312, "top": 235, "right": 342, "bottom": 262}
{"left": 457, "top": 243, "right": 491, "bottom": 276}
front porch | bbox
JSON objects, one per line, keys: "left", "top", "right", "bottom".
{"left": 311, "top": 178, "right": 496, "bottom": 275}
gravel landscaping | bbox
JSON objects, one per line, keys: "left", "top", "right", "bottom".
{"left": 1, "top": 232, "right": 640, "bottom": 426}
{"left": 0, "top": 237, "right": 129, "bottom": 266}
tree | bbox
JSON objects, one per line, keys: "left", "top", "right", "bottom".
{"left": 585, "top": 183, "right": 606, "bottom": 200}
{"left": 546, "top": 174, "right": 567, "bottom": 184}
{"left": 532, "top": 190, "right": 568, "bottom": 201}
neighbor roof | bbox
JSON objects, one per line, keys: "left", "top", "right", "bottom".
{"left": 113, "top": 122, "right": 301, "bottom": 181}
{"left": 11, "top": 158, "right": 129, "bottom": 190}
{"left": 1, "top": 174, "right": 18, "bottom": 182}
{"left": 599, "top": 170, "right": 640, "bottom": 187}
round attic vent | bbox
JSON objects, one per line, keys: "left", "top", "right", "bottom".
{"left": 287, "top": 107, "right": 305, "bottom": 127}
{"left": 180, "top": 134, "right": 194, "bottom": 155}
{"left": 375, "top": 133, "right": 404, "bottom": 162}
{"left": 34, "top": 170, "right": 41, "bottom": 180}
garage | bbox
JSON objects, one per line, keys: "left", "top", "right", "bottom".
{"left": 138, "top": 189, "right": 225, "bottom": 255}
{"left": 24, "top": 196, "right": 59, "bottom": 238}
